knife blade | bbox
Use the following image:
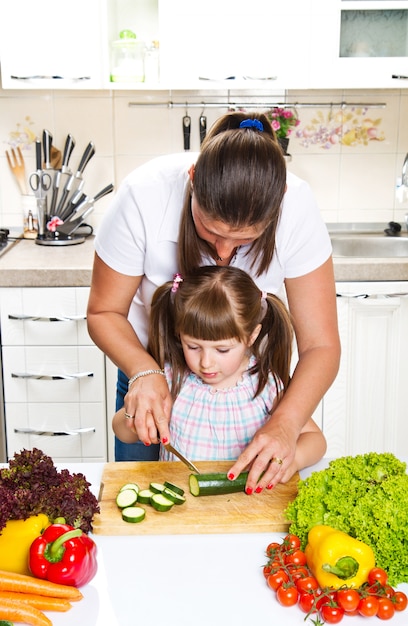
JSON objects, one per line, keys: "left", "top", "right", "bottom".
{"left": 60, "top": 141, "right": 95, "bottom": 212}
{"left": 42, "top": 129, "right": 53, "bottom": 169}
{"left": 163, "top": 442, "right": 200, "bottom": 474}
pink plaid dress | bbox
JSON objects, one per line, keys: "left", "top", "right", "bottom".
{"left": 159, "top": 356, "right": 282, "bottom": 462}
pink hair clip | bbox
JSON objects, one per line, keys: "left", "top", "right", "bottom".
{"left": 172, "top": 273, "right": 183, "bottom": 292}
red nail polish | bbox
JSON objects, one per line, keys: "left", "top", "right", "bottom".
{"left": 161, "top": 437, "right": 168, "bottom": 444}
{"left": 266, "top": 483, "right": 274, "bottom": 490}
{"left": 255, "top": 486, "right": 263, "bottom": 493}
{"left": 245, "top": 487, "right": 253, "bottom": 495}
{"left": 227, "top": 472, "right": 235, "bottom": 480}
{"left": 144, "top": 441, "right": 151, "bottom": 446}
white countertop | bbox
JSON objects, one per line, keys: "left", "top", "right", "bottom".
{"left": 41, "top": 460, "right": 408, "bottom": 626}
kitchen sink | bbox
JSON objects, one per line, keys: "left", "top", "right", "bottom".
{"left": 327, "top": 223, "right": 408, "bottom": 258}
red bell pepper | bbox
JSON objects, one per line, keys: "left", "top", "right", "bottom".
{"left": 29, "top": 523, "right": 97, "bottom": 587}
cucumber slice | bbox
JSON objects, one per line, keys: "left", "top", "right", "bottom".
{"left": 189, "top": 472, "right": 249, "bottom": 496}
{"left": 116, "top": 488, "right": 138, "bottom": 509}
{"left": 164, "top": 480, "right": 185, "bottom": 496}
{"left": 163, "top": 487, "right": 186, "bottom": 505}
{"left": 119, "top": 482, "right": 140, "bottom": 494}
{"left": 122, "top": 506, "right": 146, "bottom": 523}
{"left": 150, "top": 493, "right": 174, "bottom": 512}
{"left": 137, "top": 488, "right": 156, "bottom": 504}
{"left": 149, "top": 482, "right": 166, "bottom": 494}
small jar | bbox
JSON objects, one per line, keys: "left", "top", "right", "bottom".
{"left": 110, "top": 30, "right": 145, "bottom": 83}
{"left": 21, "top": 194, "right": 38, "bottom": 239}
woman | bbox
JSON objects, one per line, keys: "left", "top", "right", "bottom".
{"left": 87, "top": 111, "right": 340, "bottom": 494}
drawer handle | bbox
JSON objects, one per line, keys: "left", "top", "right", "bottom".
{"left": 14, "top": 427, "right": 95, "bottom": 436}
{"left": 11, "top": 372, "right": 94, "bottom": 380}
{"left": 11, "top": 75, "right": 91, "bottom": 81}
{"left": 337, "top": 293, "right": 408, "bottom": 299}
{"left": 8, "top": 314, "right": 86, "bottom": 322}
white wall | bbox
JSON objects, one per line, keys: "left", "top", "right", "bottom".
{"left": 1, "top": 87, "right": 407, "bottom": 231}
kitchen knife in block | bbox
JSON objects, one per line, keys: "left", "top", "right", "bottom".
{"left": 56, "top": 183, "right": 114, "bottom": 235}
{"left": 53, "top": 134, "right": 75, "bottom": 217}
{"left": 57, "top": 141, "right": 95, "bottom": 216}
{"left": 42, "top": 129, "right": 53, "bottom": 222}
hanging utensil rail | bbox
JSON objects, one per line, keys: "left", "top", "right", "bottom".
{"left": 128, "top": 100, "right": 386, "bottom": 110}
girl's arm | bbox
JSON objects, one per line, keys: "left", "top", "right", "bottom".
{"left": 227, "top": 257, "right": 340, "bottom": 492}
{"left": 87, "top": 253, "right": 172, "bottom": 445}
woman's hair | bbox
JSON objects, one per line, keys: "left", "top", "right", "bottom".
{"left": 178, "top": 111, "right": 287, "bottom": 278}
{"left": 148, "top": 266, "right": 293, "bottom": 401}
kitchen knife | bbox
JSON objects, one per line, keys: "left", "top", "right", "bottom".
{"left": 61, "top": 134, "right": 76, "bottom": 175}
{"left": 59, "top": 191, "right": 87, "bottom": 222}
{"left": 183, "top": 114, "right": 191, "bottom": 151}
{"left": 56, "top": 183, "right": 114, "bottom": 236}
{"left": 53, "top": 134, "right": 76, "bottom": 217}
{"left": 42, "top": 129, "right": 53, "bottom": 170}
{"left": 163, "top": 442, "right": 200, "bottom": 474}
{"left": 199, "top": 114, "right": 207, "bottom": 144}
{"left": 63, "top": 183, "right": 114, "bottom": 223}
{"left": 60, "top": 141, "right": 96, "bottom": 211}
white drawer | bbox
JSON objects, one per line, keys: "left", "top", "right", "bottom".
{"left": 0, "top": 287, "right": 91, "bottom": 346}
{"left": 2, "top": 346, "right": 105, "bottom": 403}
{"left": 5, "top": 402, "right": 107, "bottom": 461}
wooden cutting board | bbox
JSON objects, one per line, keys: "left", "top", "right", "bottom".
{"left": 93, "top": 461, "right": 299, "bottom": 535}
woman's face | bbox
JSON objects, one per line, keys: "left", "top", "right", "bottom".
{"left": 191, "top": 194, "right": 266, "bottom": 260}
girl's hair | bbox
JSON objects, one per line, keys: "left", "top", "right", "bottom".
{"left": 178, "top": 111, "right": 287, "bottom": 278}
{"left": 148, "top": 266, "right": 293, "bottom": 401}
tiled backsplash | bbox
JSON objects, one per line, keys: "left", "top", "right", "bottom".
{"left": 1, "top": 87, "right": 407, "bottom": 231}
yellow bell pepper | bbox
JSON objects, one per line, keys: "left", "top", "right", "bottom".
{"left": 305, "top": 525, "right": 376, "bottom": 589}
{"left": 0, "top": 514, "right": 50, "bottom": 575}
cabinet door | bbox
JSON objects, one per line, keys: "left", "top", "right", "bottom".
{"left": 0, "top": 0, "right": 107, "bottom": 89}
{"left": 158, "top": 0, "right": 312, "bottom": 89}
{"left": 311, "top": 0, "right": 408, "bottom": 88}
{"left": 323, "top": 282, "right": 408, "bottom": 458}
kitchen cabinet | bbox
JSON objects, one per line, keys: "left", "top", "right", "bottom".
{"left": 0, "top": 0, "right": 107, "bottom": 89}
{"left": 322, "top": 281, "right": 408, "bottom": 458}
{"left": 0, "top": 287, "right": 108, "bottom": 462}
{"left": 310, "top": 1, "right": 408, "bottom": 88}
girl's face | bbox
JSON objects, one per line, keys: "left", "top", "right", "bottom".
{"left": 180, "top": 325, "right": 261, "bottom": 389}
{"left": 191, "top": 195, "right": 265, "bottom": 261}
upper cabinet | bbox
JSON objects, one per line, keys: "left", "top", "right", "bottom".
{"left": 1, "top": 0, "right": 408, "bottom": 91}
{"left": 0, "top": 0, "right": 107, "bottom": 90}
{"left": 310, "top": 0, "right": 408, "bottom": 88}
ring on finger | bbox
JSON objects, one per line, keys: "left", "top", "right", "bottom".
{"left": 124, "top": 412, "right": 133, "bottom": 420}
{"left": 273, "top": 456, "right": 283, "bottom": 465}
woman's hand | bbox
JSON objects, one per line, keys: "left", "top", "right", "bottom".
{"left": 124, "top": 373, "right": 172, "bottom": 445}
{"left": 227, "top": 416, "right": 298, "bottom": 494}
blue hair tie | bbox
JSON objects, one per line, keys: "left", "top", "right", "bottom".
{"left": 239, "top": 119, "right": 264, "bottom": 132}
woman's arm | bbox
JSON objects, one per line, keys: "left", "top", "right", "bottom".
{"left": 87, "top": 253, "right": 172, "bottom": 444}
{"left": 227, "top": 257, "right": 340, "bottom": 492}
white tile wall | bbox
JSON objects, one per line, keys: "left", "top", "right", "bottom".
{"left": 1, "top": 86, "right": 408, "bottom": 232}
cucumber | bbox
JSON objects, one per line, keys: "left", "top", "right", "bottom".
{"left": 116, "top": 488, "right": 138, "bottom": 509}
{"left": 121, "top": 506, "right": 146, "bottom": 523}
{"left": 189, "top": 472, "right": 249, "bottom": 497}
{"left": 164, "top": 480, "right": 185, "bottom": 496}
{"left": 149, "top": 482, "right": 166, "bottom": 494}
{"left": 119, "top": 482, "right": 140, "bottom": 494}
{"left": 150, "top": 493, "right": 174, "bottom": 512}
{"left": 137, "top": 488, "right": 156, "bottom": 504}
{"left": 163, "top": 487, "right": 186, "bottom": 505}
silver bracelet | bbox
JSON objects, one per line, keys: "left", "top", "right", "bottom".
{"left": 128, "top": 369, "right": 165, "bottom": 389}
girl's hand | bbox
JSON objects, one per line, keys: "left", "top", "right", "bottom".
{"left": 124, "top": 373, "right": 172, "bottom": 446}
{"left": 227, "top": 419, "right": 297, "bottom": 494}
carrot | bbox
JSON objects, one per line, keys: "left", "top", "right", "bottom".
{"left": 0, "top": 590, "right": 72, "bottom": 612}
{"left": 0, "top": 570, "right": 83, "bottom": 601}
{"left": 0, "top": 598, "right": 52, "bottom": 626}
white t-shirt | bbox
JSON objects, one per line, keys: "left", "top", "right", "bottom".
{"left": 95, "top": 152, "right": 332, "bottom": 347}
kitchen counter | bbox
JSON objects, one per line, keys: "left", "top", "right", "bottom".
{"left": 1, "top": 236, "right": 408, "bottom": 285}
{"left": 31, "top": 459, "right": 408, "bottom": 626}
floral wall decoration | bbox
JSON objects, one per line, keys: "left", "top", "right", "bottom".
{"left": 295, "top": 106, "right": 385, "bottom": 149}
{"left": 5, "top": 116, "right": 37, "bottom": 150}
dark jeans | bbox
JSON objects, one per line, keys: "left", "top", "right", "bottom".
{"left": 114, "top": 368, "right": 160, "bottom": 461}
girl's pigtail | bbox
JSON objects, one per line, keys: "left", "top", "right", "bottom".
{"left": 253, "top": 294, "right": 293, "bottom": 396}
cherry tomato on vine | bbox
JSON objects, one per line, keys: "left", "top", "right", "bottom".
{"left": 285, "top": 549, "right": 307, "bottom": 566}
{"left": 298, "top": 591, "right": 319, "bottom": 614}
{"left": 336, "top": 588, "right": 361, "bottom": 612}
{"left": 320, "top": 603, "right": 345, "bottom": 624}
{"left": 276, "top": 583, "right": 299, "bottom": 607}
{"left": 267, "top": 569, "right": 289, "bottom": 591}
{"left": 377, "top": 597, "right": 395, "bottom": 620}
{"left": 290, "top": 565, "right": 310, "bottom": 581}
{"left": 358, "top": 595, "right": 379, "bottom": 617}
{"left": 266, "top": 542, "right": 281, "bottom": 557}
{"left": 393, "top": 590, "right": 408, "bottom": 612}
{"left": 368, "top": 567, "right": 388, "bottom": 587}
{"left": 282, "top": 533, "right": 301, "bottom": 551}
{"left": 296, "top": 576, "right": 319, "bottom": 593}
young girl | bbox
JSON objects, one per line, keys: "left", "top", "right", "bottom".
{"left": 113, "top": 266, "right": 326, "bottom": 486}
